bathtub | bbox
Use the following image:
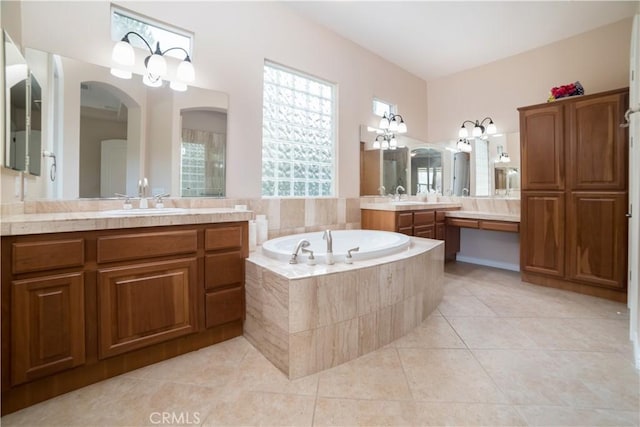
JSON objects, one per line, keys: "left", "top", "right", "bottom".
{"left": 261, "top": 229, "right": 411, "bottom": 263}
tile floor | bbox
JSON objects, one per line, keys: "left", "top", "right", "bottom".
{"left": 2, "top": 262, "right": 638, "bottom": 426}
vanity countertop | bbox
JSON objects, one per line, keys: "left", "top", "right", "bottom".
{"left": 1, "top": 208, "right": 253, "bottom": 236}
{"left": 445, "top": 210, "right": 520, "bottom": 223}
{"left": 360, "top": 201, "right": 462, "bottom": 212}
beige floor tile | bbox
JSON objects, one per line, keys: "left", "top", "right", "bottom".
{"left": 448, "top": 317, "right": 537, "bottom": 349}
{"left": 442, "top": 277, "right": 474, "bottom": 296}
{"left": 414, "top": 402, "right": 528, "bottom": 426}
{"left": 202, "top": 390, "right": 315, "bottom": 426}
{"left": 437, "top": 295, "right": 497, "bottom": 317}
{"left": 398, "top": 348, "right": 507, "bottom": 403}
{"left": 393, "top": 313, "right": 466, "bottom": 349}
{"left": 317, "top": 347, "right": 412, "bottom": 400}
{"left": 313, "top": 397, "right": 417, "bottom": 426}
{"left": 518, "top": 405, "right": 640, "bottom": 426}
{"left": 225, "top": 345, "right": 319, "bottom": 396}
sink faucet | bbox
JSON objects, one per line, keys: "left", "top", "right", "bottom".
{"left": 138, "top": 177, "right": 149, "bottom": 208}
{"left": 289, "top": 239, "right": 311, "bottom": 264}
{"left": 377, "top": 185, "right": 386, "bottom": 196}
{"left": 395, "top": 185, "right": 405, "bottom": 201}
{"left": 462, "top": 188, "right": 469, "bottom": 196}
{"left": 153, "top": 193, "right": 170, "bottom": 208}
{"left": 323, "top": 230, "right": 334, "bottom": 265}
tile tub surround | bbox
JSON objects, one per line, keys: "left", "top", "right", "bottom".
{"left": 244, "top": 238, "right": 444, "bottom": 379}
{"left": 1, "top": 197, "right": 361, "bottom": 237}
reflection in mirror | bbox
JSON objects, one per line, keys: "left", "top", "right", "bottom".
{"left": 410, "top": 148, "right": 442, "bottom": 195}
{"left": 79, "top": 81, "right": 134, "bottom": 197}
{"left": 180, "top": 108, "right": 227, "bottom": 197}
{"left": 452, "top": 152, "right": 471, "bottom": 196}
{"left": 28, "top": 74, "right": 42, "bottom": 176}
{"left": 382, "top": 147, "right": 408, "bottom": 195}
{"left": 494, "top": 167, "right": 520, "bottom": 196}
{"left": 4, "top": 31, "right": 28, "bottom": 171}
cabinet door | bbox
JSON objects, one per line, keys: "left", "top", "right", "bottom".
{"left": 414, "top": 225, "right": 435, "bottom": 239}
{"left": 205, "top": 250, "right": 244, "bottom": 291}
{"left": 97, "top": 258, "right": 197, "bottom": 359}
{"left": 205, "top": 287, "right": 244, "bottom": 329}
{"left": 11, "top": 272, "right": 85, "bottom": 385}
{"left": 521, "top": 192, "right": 565, "bottom": 277}
{"left": 568, "top": 92, "right": 628, "bottom": 190}
{"left": 520, "top": 104, "right": 564, "bottom": 190}
{"left": 396, "top": 212, "right": 414, "bottom": 235}
{"left": 566, "top": 192, "right": 628, "bottom": 289}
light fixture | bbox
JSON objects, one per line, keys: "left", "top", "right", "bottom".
{"left": 374, "top": 132, "right": 398, "bottom": 150}
{"left": 456, "top": 138, "right": 472, "bottom": 153}
{"left": 496, "top": 145, "right": 510, "bottom": 163}
{"left": 458, "top": 117, "right": 497, "bottom": 138}
{"left": 111, "top": 31, "right": 195, "bottom": 91}
{"left": 379, "top": 112, "right": 407, "bottom": 134}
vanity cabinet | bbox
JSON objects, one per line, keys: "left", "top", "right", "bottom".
{"left": 1, "top": 221, "right": 248, "bottom": 415}
{"left": 519, "top": 88, "right": 628, "bottom": 300}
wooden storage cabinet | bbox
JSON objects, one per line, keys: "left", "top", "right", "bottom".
{"left": 1, "top": 221, "right": 248, "bottom": 415}
{"left": 518, "top": 88, "right": 629, "bottom": 300}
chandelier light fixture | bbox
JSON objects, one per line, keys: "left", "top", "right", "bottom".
{"left": 373, "top": 132, "right": 398, "bottom": 150}
{"left": 456, "top": 138, "right": 472, "bottom": 153}
{"left": 496, "top": 145, "right": 511, "bottom": 163}
{"left": 111, "top": 31, "right": 195, "bottom": 92}
{"left": 458, "top": 117, "right": 497, "bottom": 139}
{"left": 379, "top": 112, "right": 408, "bottom": 134}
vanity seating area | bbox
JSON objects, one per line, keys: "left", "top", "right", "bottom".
{"left": 1, "top": 207, "right": 251, "bottom": 415}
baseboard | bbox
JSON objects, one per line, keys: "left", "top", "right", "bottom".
{"left": 456, "top": 255, "right": 520, "bottom": 272}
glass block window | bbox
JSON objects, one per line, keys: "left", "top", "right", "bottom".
{"left": 111, "top": 6, "right": 193, "bottom": 60}
{"left": 373, "top": 98, "right": 395, "bottom": 118}
{"left": 474, "top": 138, "right": 491, "bottom": 196}
{"left": 262, "top": 62, "right": 336, "bottom": 197}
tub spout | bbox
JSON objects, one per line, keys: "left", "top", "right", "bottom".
{"left": 323, "top": 230, "right": 334, "bottom": 265}
{"left": 289, "top": 239, "right": 310, "bottom": 264}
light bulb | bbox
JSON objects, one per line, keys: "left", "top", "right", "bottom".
{"left": 487, "top": 122, "right": 497, "bottom": 134}
{"left": 176, "top": 59, "right": 195, "bottom": 83}
{"left": 472, "top": 125, "right": 482, "bottom": 137}
{"left": 458, "top": 127, "right": 468, "bottom": 138}
{"left": 397, "top": 122, "right": 407, "bottom": 133}
{"left": 146, "top": 53, "right": 167, "bottom": 77}
{"left": 112, "top": 40, "right": 135, "bottom": 66}
{"left": 110, "top": 68, "right": 132, "bottom": 79}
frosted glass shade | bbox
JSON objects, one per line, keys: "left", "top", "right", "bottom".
{"left": 112, "top": 40, "right": 135, "bottom": 66}
{"left": 176, "top": 60, "right": 195, "bottom": 83}
{"left": 143, "top": 73, "right": 162, "bottom": 88}
{"left": 146, "top": 53, "right": 167, "bottom": 77}
{"left": 458, "top": 127, "right": 468, "bottom": 138}
{"left": 397, "top": 122, "right": 407, "bottom": 133}
{"left": 487, "top": 122, "right": 497, "bottom": 134}
{"left": 379, "top": 117, "right": 390, "bottom": 130}
{"left": 472, "top": 125, "right": 482, "bottom": 137}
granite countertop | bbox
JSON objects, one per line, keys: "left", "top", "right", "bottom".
{"left": 1, "top": 208, "right": 253, "bottom": 236}
{"left": 360, "top": 201, "right": 462, "bottom": 212}
{"left": 445, "top": 210, "right": 520, "bottom": 222}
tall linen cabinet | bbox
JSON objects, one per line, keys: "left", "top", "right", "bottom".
{"left": 519, "top": 88, "right": 629, "bottom": 301}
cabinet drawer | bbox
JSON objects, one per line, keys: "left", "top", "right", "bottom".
{"left": 205, "top": 225, "right": 244, "bottom": 251}
{"left": 414, "top": 211, "right": 435, "bottom": 226}
{"left": 205, "top": 287, "right": 243, "bottom": 328}
{"left": 97, "top": 230, "right": 197, "bottom": 263}
{"left": 480, "top": 221, "right": 519, "bottom": 233}
{"left": 446, "top": 218, "right": 479, "bottom": 228}
{"left": 435, "top": 211, "right": 446, "bottom": 222}
{"left": 414, "top": 225, "right": 435, "bottom": 239}
{"left": 205, "top": 251, "right": 244, "bottom": 290}
{"left": 12, "top": 239, "right": 84, "bottom": 274}
{"left": 397, "top": 212, "right": 413, "bottom": 228}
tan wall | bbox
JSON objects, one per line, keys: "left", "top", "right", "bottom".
{"left": 426, "top": 18, "right": 632, "bottom": 142}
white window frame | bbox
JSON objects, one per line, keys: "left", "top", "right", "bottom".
{"left": 373, "top": 98, "right": 396, "bottom": 118}
{"left": 110, "top": 5, "right": 194, "bottom": 60}
{"left": 261, "top": 61, "right": 337, "bottom": 198}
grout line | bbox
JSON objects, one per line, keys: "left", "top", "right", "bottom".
{"left": 394, "top": 345, "right": 417, "bottom": 402}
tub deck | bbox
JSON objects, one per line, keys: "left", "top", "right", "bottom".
{"left": 244, "top": 237, "right": 444, "bottom": 379}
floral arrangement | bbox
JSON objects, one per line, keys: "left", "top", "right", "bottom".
{"left": 547, "top": 81, "right": 584, "bottom": 102}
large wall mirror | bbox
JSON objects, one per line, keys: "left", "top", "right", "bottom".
{"left": 360, "top": 124, "right": 520, "bottom": 198}
{"left": 16, "top": 47, "right": 228, "bottom": 200}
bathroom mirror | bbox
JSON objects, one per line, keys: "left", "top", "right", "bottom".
{"left": 23, "top": 48, "right": 228, "bottom": 199}
{"left": 4, "top": 31, "right": 29, "bottom": 172}
{"left": 410, "top": 147, "right": 442, "bottom": 195}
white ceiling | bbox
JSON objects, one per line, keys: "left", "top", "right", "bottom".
{"left": 285, "top": 1, "right": 638, "bottom": 82}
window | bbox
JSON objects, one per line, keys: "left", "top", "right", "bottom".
{"left": 373, "top": 98, "right": 395, "bottom": 118}
{"left": 111, "top": 6, "right": 193, "bottom": 60}
{"left": 474, "top": 138, "right": 491, "bottom": 196}
{"left": 262, "top": 62, "right": 336, "bottom": 197}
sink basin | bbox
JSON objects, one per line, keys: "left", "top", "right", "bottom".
{"left": 102, "top": 208, "right": 188, "bottom": 215}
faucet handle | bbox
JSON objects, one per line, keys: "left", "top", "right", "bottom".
{"left": 345, "top": 247, "right": 360, "bottom": 264}
{"left": 301, "top": 247, "right": 316, "bottom": 265}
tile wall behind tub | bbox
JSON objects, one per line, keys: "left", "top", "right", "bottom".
{"left": 5, "top": 198, "right": 362, "bottom": 239}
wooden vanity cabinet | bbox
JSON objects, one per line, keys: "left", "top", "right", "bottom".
{"left": 1, "top": 221, "right": 248, "bottom": 415}
{"left": 519, "top": 88, "right": 629, "bottom": 301}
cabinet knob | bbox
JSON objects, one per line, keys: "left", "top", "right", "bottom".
{"left": 626, "top": 213, "right": 632, "bottom": 218}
